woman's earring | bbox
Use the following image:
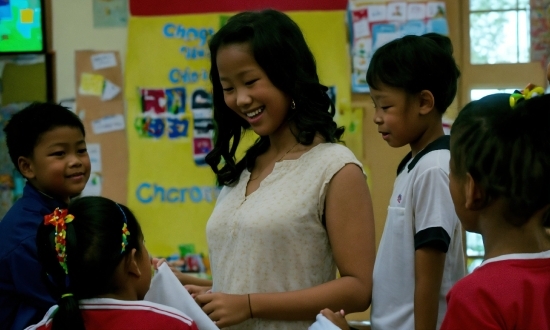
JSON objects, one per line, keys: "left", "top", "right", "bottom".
{"left": 291, "top": 99, "right": 296, "bottom": 110}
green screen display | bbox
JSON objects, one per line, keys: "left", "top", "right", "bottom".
{"left": 0, "top": 0, "right": 44, "bottom": 53}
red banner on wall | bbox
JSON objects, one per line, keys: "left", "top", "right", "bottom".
{"left": 129, "top": 0, "right": 348, "bottom": 16}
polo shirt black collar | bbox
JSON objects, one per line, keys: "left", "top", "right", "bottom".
{"left": 397, "top": 135, "right": 450, "bottom": 175}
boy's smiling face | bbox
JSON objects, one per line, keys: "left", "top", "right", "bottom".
{"left": 19, "top": 126, "right": 91, "bottom": 203}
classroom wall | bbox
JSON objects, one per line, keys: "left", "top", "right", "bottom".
{"left": 52, "top": 0, "right": 461, "bottom": 247}
{"left": 52, "top": 0, "right": 127, "bottom": 101}
{"left": 50, "top": 1, "right": 460, "bottom": 323}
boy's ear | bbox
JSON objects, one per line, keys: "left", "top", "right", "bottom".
{"left": 18, "top": 156, "right": 35, "bottom": 179}
{"left": 464, "top": 173, "right": 485, "bottom": 210}
{"left": 418, "top": 90, "right": 435, "bottom": 115}
{"left": 126, "top": 248, "right": 142, "bottom": 278}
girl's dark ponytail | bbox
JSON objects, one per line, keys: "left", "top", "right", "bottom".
{"left": 51, "top": 294, "right": 84, "bottom": 330}
{"left": 37, "top": 214, "right": 85, "bottom": 330}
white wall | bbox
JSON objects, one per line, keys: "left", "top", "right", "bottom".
{"left": 52, "top": 0, "right": 127, "bottom": 101}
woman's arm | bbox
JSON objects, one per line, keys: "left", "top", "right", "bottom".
{"left": 197, "top": 164, "right": 376, "bottom": 327}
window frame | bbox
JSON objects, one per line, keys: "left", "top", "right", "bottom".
{"left": 469, "top": 1, "right": 529, "bottom": 65}
{"left": 459, "top": 0, "right": 544, "bottom": 107}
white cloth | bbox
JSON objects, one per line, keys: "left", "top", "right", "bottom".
{"left": 145, "top": 263, "right": 219, "bottom": 330}
{"left": 308, "top": 314, "right": 342, "bottom": 330}
{"left": 207, "top": 143, "right": 364, "bottom": 330}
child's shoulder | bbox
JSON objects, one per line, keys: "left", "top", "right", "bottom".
{"left": 81, "top": 298, "right": 196, "bottom": 328}
{"left": 455, "top": 253, "right": 550, "bottom": 292}
{"left": 414, "top": 148, "right": 450, "bottom": 173}
{"left": 138, "top": 300, "right": 197, "bottom": 328}
{"left": 398, "top": 149, "right": 450, "bottom": 180}
{"left": 0, "top": 185, "right": 67, "bottom": 258}
{"left": 26, "top": 300, "right": 198, "bottom": 330}
{"left": 1, "top": 185, "right": 51, "bottom": 227}
{"left": 23, "top": 305, "right": 57, "bottom": 330}
{"left": 0, "top": 194, "right": 40, "bottom": 236}
{"left": 405, "top": 136, "right": 451, "bottom": 176}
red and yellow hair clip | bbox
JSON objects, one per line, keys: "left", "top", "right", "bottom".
{"left": 44, "top": 208, "right": 75, "bottom": 274}
{"left": 509, "top": 83, "right": 545, "bottom": 108}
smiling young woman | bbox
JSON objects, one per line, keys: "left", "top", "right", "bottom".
{"left": 183, "top": 9, "right": 376, "bottom": 330}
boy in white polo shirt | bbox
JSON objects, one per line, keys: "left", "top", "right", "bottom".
{"left": 367, "top": 34, "right": 465, "bottom": 330}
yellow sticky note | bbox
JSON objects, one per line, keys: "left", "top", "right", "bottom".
{"left": 20, "top": 9, "right": 34, "bottom": 24}
{"left": 79, "top": 73, "right": 104, "bottom": 96}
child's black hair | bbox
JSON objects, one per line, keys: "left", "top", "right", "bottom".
{"left": 3, "top": 102, "right": 85, "bottom": 174}
{"left": 205, "top": 9, "right": 344, "bottom": 186}
{"left": 366, "top": 33, "right": 460, "bottom": 114}
{"left": 451, "top": 93, "right": 550, "bottom": 226}
{"left": 36, "top": 196, "right": 143, "bottom": 330}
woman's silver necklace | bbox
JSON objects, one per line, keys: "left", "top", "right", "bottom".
{"left": 249, "top": 142, "right": 300, "bottom": 181}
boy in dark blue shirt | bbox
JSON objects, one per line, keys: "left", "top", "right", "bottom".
{"left": 0, "top": 103, "right": 90, "bottom": 330}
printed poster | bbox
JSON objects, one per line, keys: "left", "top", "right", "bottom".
{"left": 93, "top": 0, "right": 128, "bottom": 28}
{"left": 530, "top": 0, "right": 550, "bottom": 67}
{"left": 348, "top": 0, "right": 449, "bottom": 92}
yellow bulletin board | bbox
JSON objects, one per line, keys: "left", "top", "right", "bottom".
{"left": 125, "top": 11, "right": 354, "bottom": 257}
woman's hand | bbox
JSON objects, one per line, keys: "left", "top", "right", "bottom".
{"left": 320, "top": 308, "right": 350, "bottom": 330}
{"left": 195, "top": 292, "right": 251, "bottom": 328}
{"left": 185, "top": 285, "right": 212, "bottom": 298}
{"left": 173, "top": 270, "right": 213, "bottom": 287}
{"left": 151, "top": 257, "right": 166, "bottom": 270}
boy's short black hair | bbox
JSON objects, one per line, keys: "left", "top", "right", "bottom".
{"left": 366, "top": 33, "right": 461, "bottom": 114}
{"left": 3, "top": 102, "right": 85, "bottom": 173}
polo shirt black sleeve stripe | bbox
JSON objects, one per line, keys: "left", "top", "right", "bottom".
{"left": 414, "top": 226, "right": 451, "bottom": 252}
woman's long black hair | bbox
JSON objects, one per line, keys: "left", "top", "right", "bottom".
{"left": 205, "top": 9, "right": 344, "bottom": 186}
{"left": 36, "top": 196, "right": 143, "bottom": 330}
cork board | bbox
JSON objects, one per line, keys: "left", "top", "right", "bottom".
{"left": 75, "top": 50, "right": 128, "bottom": 204}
